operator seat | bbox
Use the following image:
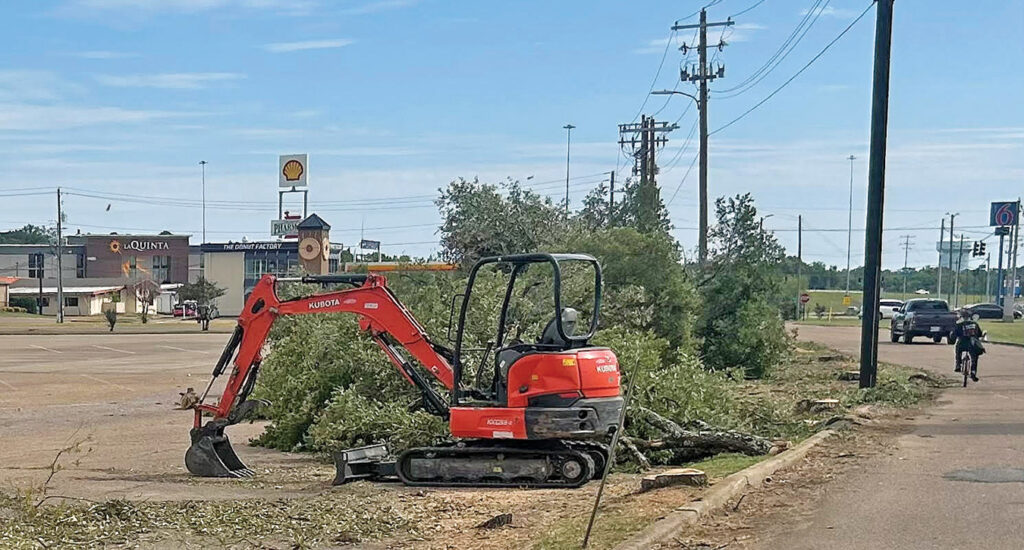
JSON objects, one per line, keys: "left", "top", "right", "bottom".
{"left": 493, "top": 309, "right": 577, "bottom": 399}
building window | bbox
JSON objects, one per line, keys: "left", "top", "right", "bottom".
{"left": 64, "top": 296, "right": 79, "bottom": 307}
{"left": 153, "top": 255, "right": 171, "bottom": 283}
{"left": 128, "top": 256, "right": 137, "bottom": 278}
{"left": 40, "top": 297, "right": 49, "bottom": 307}
{"left": 29, "top": 253, "right": 45, "bottom": 279}
{"left": 76, "top": 254, "right": 85, "bottom": 278}
{"left": 329, "top": 258, "right": 339, "bottom": 273}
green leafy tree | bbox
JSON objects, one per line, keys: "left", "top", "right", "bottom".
{"left": 435, "top": 178, "right": 564, "bottom": 266}
{"left": 0, "top": 224, "right": 54, "bottom": 244}
{"left": 612, "top": 176, "right": 672, "bottom": 235}
{"left": 697, "top": 194, "right": 789, "bottom": 378}
{"left": 176, "top": 277, "right": 226, "bottom": 305}
{"left": 559, "top": 226, "right": 699, "bottom": 352}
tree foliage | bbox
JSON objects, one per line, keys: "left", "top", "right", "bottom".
{"left": 697, "top": 194, "right": 789, "bottom": 377}
{"left": 176, "top": 277, "right": 226, "bottom": 305}
{"left": 435, "top": 178, "right": 564, "bottom": 266}
{"left": 0, "top": 224, "right": 54, "bottom": 244}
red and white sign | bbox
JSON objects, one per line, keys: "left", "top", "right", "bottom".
{"left": 800, "top": 293, "right": 811, "bottom": 304}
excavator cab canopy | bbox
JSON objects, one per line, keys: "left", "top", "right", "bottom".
{"left": 451, "top": 253, "right": 602, "bottom": 403}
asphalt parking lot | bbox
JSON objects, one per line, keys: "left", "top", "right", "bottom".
{"left": 0, "top": 332, "right": 316, "bottom": 501}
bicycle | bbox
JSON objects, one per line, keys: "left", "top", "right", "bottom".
{"left": 957, "top": 348, "right": 978, "bottom": 387}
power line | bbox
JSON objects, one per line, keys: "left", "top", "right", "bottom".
{"left": 713, "top": 0, "right": 828, "bottom": 96}
{"left": 729, "top": 0, "right": 767, "bottom": 18}
{"left": 631, "top": 29, "right": 678, "bottom": 123}
{"left": 711, "top": 1, "right": 874, "bottom": 136}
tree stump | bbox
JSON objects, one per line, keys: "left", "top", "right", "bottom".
{"left": 640, "top": 468, "right": 708, "bottom": 491}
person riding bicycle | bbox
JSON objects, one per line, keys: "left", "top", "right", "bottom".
{"left": 953, "top": 311, "right": 985, "bottom": 381}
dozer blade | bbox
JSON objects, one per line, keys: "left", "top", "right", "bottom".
{"left": 332, "top": 444, "right": 396, "bottom": 485}
{"left": 185, "top": 432, "right": 254, "bottom": 478}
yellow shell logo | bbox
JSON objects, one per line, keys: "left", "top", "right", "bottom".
{"left": 282, "top": 159, "right": 304, "bottom": 181}
{"left": 109, "top": 240, "right": 121, "bottom": 254}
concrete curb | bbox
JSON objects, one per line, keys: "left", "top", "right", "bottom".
{"left": 613, "top": 429, "right": 836, "bottom": 550}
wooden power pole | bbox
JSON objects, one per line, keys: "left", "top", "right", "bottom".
{"left": 858, "top": 0, "right": 895, "bottom": 389}
{"left": 672, "top": 9, "right": 732, "bottom": 264}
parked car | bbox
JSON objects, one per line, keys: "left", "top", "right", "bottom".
{"left": 173, "top": 300, "right": 198, "bottom": 318}
{"left": 914, "top": 289, "right": 930, "bottom": 295}
{"left": 958, "top": 303, "right": 1019, "bottom": 320}
{"left": 859, "top": 299, "right": 904, "bottom": 320}
{"left": 890, "top": 299, "right": 958, "bottom": 344}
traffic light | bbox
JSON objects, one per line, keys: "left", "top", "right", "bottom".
{"left": 979, "top": 242, "right": 986, "bottom": 256}
{"left": 972, "top": 241, "right": 981, "bottom": 257}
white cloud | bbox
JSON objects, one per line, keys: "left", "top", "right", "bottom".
{"left": 0, "top": 103, "right": 195, "bottom": 131}
{"left": 68, "top": 50, "right": 139, "bottom": 59}
{"left": 800, "top": 6, "right": 859, "bottom": 19}
{"left": 0, "top": 71, "right": 85, "bottom": 102}
{"left": 94, "top": 72, "right": 246, "bottom": 89}
{"left": 57, "top": 0, "right": 318, "bottom": 15}
{"left": 340, "top": 0, "right": 417, "bottom": 15}
{"left": 724, "top": 23, "right": 765, "bottom": 43}
{"left": 263, "top": 39, "right": 354, "bottom": 53}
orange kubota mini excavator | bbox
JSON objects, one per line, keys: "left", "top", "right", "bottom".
{"left": 185, "top": 253, "right": 623, "bottom": 488}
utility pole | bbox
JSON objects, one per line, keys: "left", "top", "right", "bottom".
{"left": 1009, "top": 199, "right": 1021, "bottom": 319}
{"left": 900, "top": 235, "right": 913, "bottom": 299}
{"left": 986, "top": 252, "right": 992, "bottom": 302}
{"left": 672, "top": 10, "right": 732, "bottom": 264}
{"left": 199, "top": 160, "right": 208, "bottom": 244}
{"left": 947, "top": 212, "right": 957, "bottom": 304}
{"left": 954, "top": 235, "right": 965, "bottom": 308}
{"left": 983, "top": 251, "right": 991, "bottom": 301}
{"left": 997, "top": 227, "right": 1007, "bottom": 309}
{"left": 937, "top": 217, "right": 945, "bottom": 296}
{"left": 846, "top": 154, "right": 856, "bottom": 298}
{"left": 562, "top": 124, "right": 575, "bottom": 218}
{"left": 56, "top": 187, "right": 64, "bottom": 323}
{"left": 796, "top": 215, "right": 802, "bottom": 320}
{"left": 617, "top": 117, "right": 673, "bottom": 231}
{"left": 607, "top": 171, "right": 616, "bottom": 226}
{"left": 858, "top": 0, "right": 894, "bottom": 390}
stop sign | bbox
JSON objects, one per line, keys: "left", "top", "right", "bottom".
{"left": 800, "top": 293, "right": 810, "bottom": 304}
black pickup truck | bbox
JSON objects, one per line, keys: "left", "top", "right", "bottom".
{"left": 890, "top": 299, "right": 958, "bottom": 344}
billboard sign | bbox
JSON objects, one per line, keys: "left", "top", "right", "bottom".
{"left": 279, "top": 154, "right": 308, "bottom": 188}
{"left": 990, "top": 201, "right": 1018, "bottom": 227}
{"left": 360, "top": 239, "right": 381, "bottom": 250}
{"left": 271, "top": 219, "right": 300, "bottom": 237}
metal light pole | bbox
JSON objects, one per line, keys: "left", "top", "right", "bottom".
{"left": 846, "top": 155, "right": 856, "bottom": 297}
{"left": 199, "top": 160, "right": 208, "bottom": 244}
{"left": 562, "top": 124, "right": 575, "bottom": 218}
{"left": 947, "top": 212, "right": 958, "bottom": 305}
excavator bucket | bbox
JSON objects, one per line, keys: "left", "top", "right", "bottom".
{"left": 185, "top": 430, "right": 254, "bottom": 478}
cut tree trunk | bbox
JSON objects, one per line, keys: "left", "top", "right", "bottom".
{"left": 633, "top": 406, "right": 773, "bottom": 462}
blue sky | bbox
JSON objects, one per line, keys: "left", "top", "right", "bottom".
{"left": 1, "top": 0, "right": 1022, "bottom": 270}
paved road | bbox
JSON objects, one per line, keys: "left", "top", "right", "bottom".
{"left": 764, "top": 325, "right": 1024, "bottom": 550}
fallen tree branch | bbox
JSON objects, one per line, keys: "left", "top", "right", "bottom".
{"left": 618, "top": 436, "right": 652, "bottom": 471}
{"left": 633, "top": 406, "right": 773, "bottom": 461}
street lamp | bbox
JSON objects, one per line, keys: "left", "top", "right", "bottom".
{"left": 199, "top": 160, "right": 208, "bottom": 244}
{"left": 846, "top": 155, "right": 856, "bottom": 297}
{"left": 651, "top": 89, "right": 699, "bottom": 104}
{"left": 563, "top": 124, "right": 575, "bottom": 217}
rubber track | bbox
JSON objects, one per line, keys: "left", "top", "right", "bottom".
{"left": 397, "top": 446, "right": 595, "bottom": 488}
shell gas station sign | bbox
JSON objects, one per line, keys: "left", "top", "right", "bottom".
{"left": 279, "top": 154, "right": 308, "bottom": 188}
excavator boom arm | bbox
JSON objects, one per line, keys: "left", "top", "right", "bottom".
{"left": 195, "top": 273, "right": 455, "bottom": 425}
